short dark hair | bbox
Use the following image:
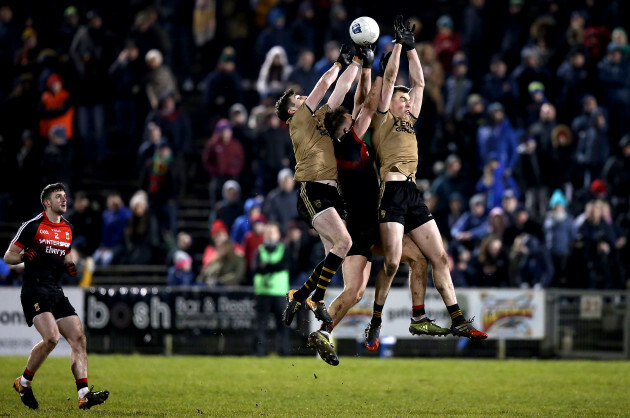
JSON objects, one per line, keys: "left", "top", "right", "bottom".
{"left": 275, "top": 89, "right": 295, "bottom": 122}
{"left": 323, "top": 106, "right": 349, "bottom": 139}
{"left": 393, "top": 85, "right": 410, "bottom": 95}
{"left": 40, "top": 183, "right": 66, "bottom": 206}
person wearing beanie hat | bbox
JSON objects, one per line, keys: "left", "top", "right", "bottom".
{"left": 434, "top": 14, "right": 461, "bottom": 73}
{"left": 243, "top": 214, "right": 267, "bottom": 273}
{"left": 231, "top": 197, "right": 263, "bottom": 244}
{"left": 167, "top": 250, "right": 195, "bottom": 286}
{"left": 202, "top": 219, "right": 244, "bottom": 268}
{"left": 203, "top": 119, "right": 244, "bottom": 207}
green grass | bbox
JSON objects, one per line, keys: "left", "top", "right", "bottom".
{"left": 1, "top": 355, "right": 629, "bottom": 416}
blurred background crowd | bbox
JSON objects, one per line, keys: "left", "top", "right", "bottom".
{"left": 0, "top": 0, "right": 628, "bottom": 291}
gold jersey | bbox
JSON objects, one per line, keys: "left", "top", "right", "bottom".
{"left": 371, "top": 110, "right": 419, "bottom": 181}
{"left": 287, "top": 103, "right": 337, "bottom": 182}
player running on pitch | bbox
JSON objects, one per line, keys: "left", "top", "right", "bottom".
{"left": 363, "top": 16, "right": 487, "bottom": 349}
{"left": 4, "top": 183, "right": 109, "bottom": 410}
{"left": 275, "top": 43, "right": 364, "bottom": 365}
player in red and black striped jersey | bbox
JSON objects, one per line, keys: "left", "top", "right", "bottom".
{"left": 4, "top": 183, "right": 109, "bottom": 410}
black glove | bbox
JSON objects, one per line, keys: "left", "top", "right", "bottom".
{"left": 394, "top": 15, "right": 416, "bottom": 51}
{"left": 354, "top": 43, "right": 376, "bottom": 68}
{"left": 21, "top": 247, "right": 38, "bottom": 263}
{"left": 378, "top": 52, "right": 392, "bottom": 78}
{"left": 336, "top": 43, "right": 354, "bottom": 67}
{"left": 65, "top": 262, "right": 78, "bottom": 277}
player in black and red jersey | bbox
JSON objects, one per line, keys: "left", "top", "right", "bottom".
{"left": 4, "top": 183, "right": 109, "bottom": 410}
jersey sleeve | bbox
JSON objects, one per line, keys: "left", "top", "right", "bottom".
{"left": 371, "top": 110, "right": 387, "bottom": 129}
{"left": 11, "top": 221, "right": 38, "bottom": 249}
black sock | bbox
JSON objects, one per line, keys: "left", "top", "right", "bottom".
{"left": 447, "top": 303, "right": 465, "bottom": 325}
{"left": 311, "top": 252, "right": 343, "bottom": 301}
{"left": 412, "top": 304, "right": 425, "bottom": 318}
{"left": 371, "top": 303, "right": 384, "bottom": 326}
{"left": 294, "top": 260, "right": 324, "bottom": 301}
{"left": 23, "top": 368, "right": 34, "bottom": 382}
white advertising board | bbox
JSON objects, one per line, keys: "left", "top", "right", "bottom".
{"left": 0, "top": 287, "right": 84, "bottom": 355}
{"left": 314, "top": 288, "right": 545, "bottom": 340}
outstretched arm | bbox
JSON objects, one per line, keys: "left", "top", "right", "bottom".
{"left": 327, "top": 58, "right": 362, "bottom": 109}
{"left": 352, "top": 44, "right": 375, "bottom": 119}
{"left": 378, "top": 44, "right": 402, "bottom": 113}
{"left": 353, "top": 75, "right": 383, "bottom": 139}
{"left": 304, "top": 62, "right": 341, "bottom": 111}
{"left": 408, "top": 47, "right": 425, "bottom": 118}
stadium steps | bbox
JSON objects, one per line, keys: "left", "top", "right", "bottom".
{"left": 92, "top": 264, "right": 168, "bottom": 285}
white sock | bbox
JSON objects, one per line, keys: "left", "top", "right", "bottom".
{"left": 412, "top": 314, "right": 427, "bottom": 322}
{"left": 78, "top": 387, "right": 89, "bottom": 399}
{"left": 20, "top": 376, "right": 32, "bottom": 388}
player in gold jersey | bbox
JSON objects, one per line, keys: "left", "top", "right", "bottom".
{"left": 364, "top": 16, "right": 487, "bottom": 347}
{"left": 275, "top": 43, "right": 368, "bottom": 365}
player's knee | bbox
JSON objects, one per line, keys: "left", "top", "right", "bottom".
{"left": 384, "top": 260, "right": 399, "bottom": 276}
{"left": 432, "top": 251, "right": 449, "bottom": 269}
{"left": 43, "top": 334, "right": 60, "bottom": 349}
{"left": 70, "top": 333, "right": 87, "bottom": 350}
{"left": 350, "top": 287, "right": 365, "bottom": 305}
{"left": 335, "top": 234, "right": 352, "bottom": 255}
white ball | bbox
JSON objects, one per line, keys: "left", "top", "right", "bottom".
{"left": 349, "top": 16, "right": 380, "bottom": 46}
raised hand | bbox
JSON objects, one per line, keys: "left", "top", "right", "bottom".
{"left": 336, "top": 43, "right": 354, "bottom": 67}
{"left": 354, "top": 43, "right": 376, "bottom": 68}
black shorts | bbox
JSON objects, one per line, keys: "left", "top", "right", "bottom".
{"left": 20, "top": 288, "right": 77, "bottom": 327}
{"left": 346, "top": 206, "right": 379, "bottom": 261}
{"left": 296, "top": 181, "right": 347, "bottom": 228}
{"left": 378, "top": 180, "right": 434, "bottom": 233}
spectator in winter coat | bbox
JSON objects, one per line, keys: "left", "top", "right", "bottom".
{"left": 145, "top": 49, "right": 180, "bottom": 110}
{"left": 203, "top": 47, "right": 243, "bottom": 119}
{"left": 509, "top": 233, "right": 554, "bottom": 288}
{"left": 544, "top": 190, "right": 574, "bottom": 287}
{"left": 574, "top": 200, "right": 619, "bottom": 289}
{"left": 263, "top": 168, "right": 298, "bottom": 234}
{"left": 475, "top": 158, "right": 520, "bottom": 211}
{"left": 39, "top": 73, "right": 74, "bottom": 140}
{"left": 167, "top": 250, "right": 195, "bottom": 286}
{"left": 433, "top": 15, "right": 460, "bottom": 73}
{"left": 597, "top": 42, "right": 630, "bottom": 140}
{"left": 231, "top": 197, "right": 263, "bottom": 244}
{"left": 477, "top": 102, "right": 519, "bottom": 172}
{"left": 145, "top": 92, "right": 192, "bottom": 156}
{"left": 243, "top": 216, "right": 266, "bottom": 276}
{"left": 451, "top": 194, "right": 488, "bottom": 250}
{"left": 202, "top": 119, "right": 245, "bottom": 205}
{"left": 93, "top": 192, "right": 132, "bottom": 266}
{"left": 256, "top": 45, "right": 292, "bottom": 97}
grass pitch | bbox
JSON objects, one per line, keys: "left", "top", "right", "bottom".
{"left": 1, "top": 355, "right": 629, "bottom": 416}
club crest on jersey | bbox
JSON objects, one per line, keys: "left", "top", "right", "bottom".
{"left": 34, "top": 303, "right": 40, "bottom": 311}
{"left": 66, "top": 232, "right": 70, "bottom": 240}
{"left": 313, "top": 200, "right": 322, "bottom": 208}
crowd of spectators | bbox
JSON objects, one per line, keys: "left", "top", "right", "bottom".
{"left": 1, "top": 0, "right": 629, "bottom": 290}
